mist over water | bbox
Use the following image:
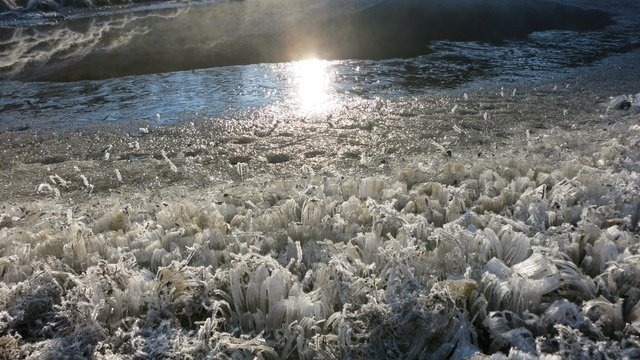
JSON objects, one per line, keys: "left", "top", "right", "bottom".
{"left": 0, "top": 0, "right": 614, "bottom": 81}
{"left": 0, "top": 0, "right": 638, "bottom": 127}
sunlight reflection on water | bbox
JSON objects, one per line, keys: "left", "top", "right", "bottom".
{"left": 290, "top": 59, "right": 334, "bottom": 115}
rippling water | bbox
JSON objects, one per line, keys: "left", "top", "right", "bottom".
{"left": 0, "top": 0, "right": 638, "bottom": 128}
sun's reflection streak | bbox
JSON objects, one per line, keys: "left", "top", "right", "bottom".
{"left": 291, "top": 58, "right": 334, "bottom": 114}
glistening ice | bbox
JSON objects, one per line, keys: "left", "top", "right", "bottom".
{"left": 1, "top": 94, "right": 640, "bottom": 359}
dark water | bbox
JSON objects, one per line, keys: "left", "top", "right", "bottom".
{"left": 0, "top": 0, "right": 638, "bottom": 127}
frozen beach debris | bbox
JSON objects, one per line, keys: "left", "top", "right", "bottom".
{"left": 93, "top": 209, "right": 129, "bottom": 233}
{"left": 115, "top": 169, "right": 123, "bottom": 182}
{"left": 0, "top": 214, "right": 13, "bottom": 229}
{"left": 539, "top": 299, "right": 600, "bottom": 338}
{"left": 582, "top": 297, "right": 625, "bottom": 336}
{"left": 604, "top": 95, "right": 632, "bottom": 111}
{"left": 235, "top": 162, "right": 247, "bottom": 180}
{"left": 553, "top": 259, "right": 596, "bottom": 301}
{"left": 443, "top": 279, "right": 478, "bottom": 298}
{"left": 37, "top": 183, "right": 60, "bottom": 198}
{"left": 430, "top": 140, "right": 446, "bottom": 153}
{"left": 440, "top": 162, "right": 466, "bottom": 185}
{"left": 103, "top": 144, "right": 112, "bottom": 161}
{"left": 340, "top": 177, "right": 359, "bottom": 199}
{"left": 5, "top": 162, "right": 640, "bottom": 359}
{"left": 301, "top": 197, "right": 325, "bottom": 227}
{"left": 3, "top": 109, "right": 640, "bottom": 359}
{"left": 162, "top": 150, "right": 178, "bottom": 172}
{"left": 481, "top": 266, "right": 556, "bottom": 313}
{"left": 301, "top": 164, "right": 315, "bottom": 177}
{"left": 359, "top": 176, "right": 384, "bottom": 200}
{"left": 79, "top": 174, "right": 94, "bottom": 192}
{"left": 48, "top": 174, "right": 68, "bottom": 188}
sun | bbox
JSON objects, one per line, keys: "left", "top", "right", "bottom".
{"left": 291, "top": 58, "right": 333, "bottom": 114}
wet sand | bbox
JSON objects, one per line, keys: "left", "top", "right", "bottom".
{"left": 1, "top": 51, "right": 638, "bottom": 204}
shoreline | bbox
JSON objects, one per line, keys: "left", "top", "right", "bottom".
{"left": 1, "top": 49, "right": 640, "bottom": 203}
{"left": 0, "top": 50, "right": 640, "bottom": 357}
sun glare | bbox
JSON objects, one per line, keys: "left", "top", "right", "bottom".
{"left": 291, "top": 58, "right": 333, "bottom": 114}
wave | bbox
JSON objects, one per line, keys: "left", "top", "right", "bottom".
{"left": 0, "top": 0, "right": 613, "bottom": 81}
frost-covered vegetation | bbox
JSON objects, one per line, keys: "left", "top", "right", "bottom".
{"left": 2, "top": 108, "right": 640, "bottom": 359}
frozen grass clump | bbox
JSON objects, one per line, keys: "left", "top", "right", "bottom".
{"left": 1, "top": 114, "right": 640, "bottom": 358}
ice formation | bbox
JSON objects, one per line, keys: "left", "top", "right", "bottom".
{"left": 1, "top": 104, "right": 640, "bottom": 359}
